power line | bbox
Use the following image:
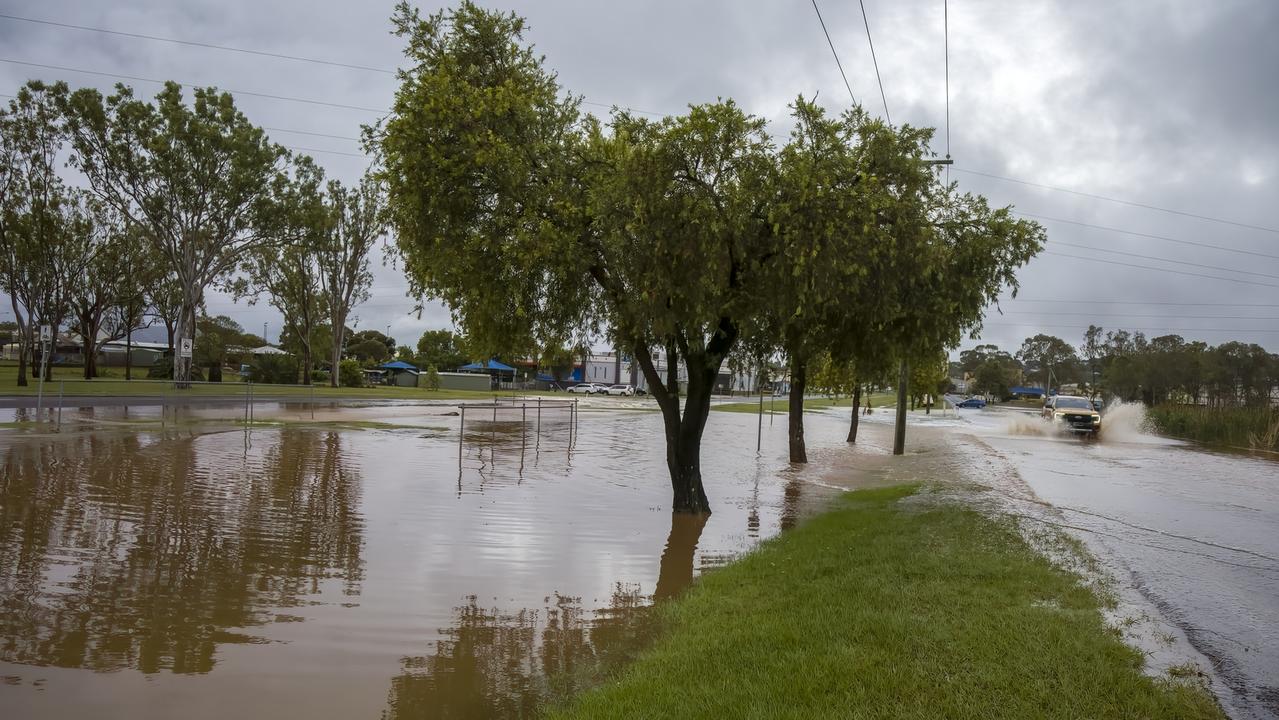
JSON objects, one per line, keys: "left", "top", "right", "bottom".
{"left": 0, "top": 15, "right": 664, "bottom": 119}
{"left": 982, "top": 322, "right": 1279, "bottom": 335}
{"left": 0, "top": 13, "right": 392, "bottom": 74}
{"left": 0, "top": 58, "right": 386, "bottom": 113}
{"left": 1041, "top": 250, "right": 1279, "bottom": 289}
{"left": 1048, "top": 240, "right": 1279, "bottom": 281}
{"left": 264, "top": 127, "right": 361, "bottom": 142}
{"left": 957, "top": 168, "right": 1279, "bottom": 235}
{"left": 284, "top": 145, "right": 367, "bottom": 159}
{"left": 1018, "top": 212, "right": 1279, "bottom": 261}
{"left": 1003, "top": 299, "right": 1279, "bottom": 307}
{"left": 1001, "top": 311, "right": 1278, "bottom": 320}
{"left": 857, "top": 0, "right": 889, "bottom": 123}
{"left": 809, "top": 0, "right": 858, "bottom": 107}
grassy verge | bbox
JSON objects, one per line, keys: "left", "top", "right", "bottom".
{"left": 714, "top": 393, "right": 895, "bottom": 414}
{"left": 552, "top": 485, "right": 1222, "bottom": 720}
{"left": 1148, "top": 403, "right": 1279, "bottom": 452}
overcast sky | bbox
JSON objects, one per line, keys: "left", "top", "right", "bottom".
{"left": 1, "top": 0, "right": 1276, "bottom": 357}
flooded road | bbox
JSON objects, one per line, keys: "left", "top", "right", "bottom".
{"left": 0, "top": 404, "right": 860, "bottom": 719}
{"left": 955, "top": 405, "right": 1279, "bottom": 720}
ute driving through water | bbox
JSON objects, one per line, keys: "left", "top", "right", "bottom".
{"left": 1040, "top": 395, "right": 1102, "bottom": 435}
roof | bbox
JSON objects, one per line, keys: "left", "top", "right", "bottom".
{"left": 253, "top": 345, "right": 290, "bottom": 355}
{"left": 378, "top": 360, "right": 419, "bottom": 371}
{"left": 459, "top": 359, "right": 516, "bottom": 372}
{"left": 1010, "top": 386, "right": 1045, "bottom": 394}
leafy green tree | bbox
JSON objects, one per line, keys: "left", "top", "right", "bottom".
{"left": 316, "top": 171, "right": 386, "bottom": 387}
{"left": 0, "top": 81, "right": 87, "bottom": 384}
{"left": 241, "top": 157, "right": 327, "bottom": 384}
{"left": 194, "top": 315, "right": 255, "bottom": 380}
{"left": 248, "top": 353, "right": 300, "bottom": 385}
{"left": 972, "top": 358, "right": 1016, "bottom": 400}
{"left": 1016, "top": 334, "right": 1078, "bottom": 393}
{"left": 338, "top": 359, "right": 364, "bottom": 388}
{"left": 60, "top": 81, "right": 287, "bottom": 383}
{"left": 378, "top": 2, "right": 784, "bottom": 513}
{"left": 416, "top": 329, "right": 469, "bottom": 371}
{"left": 424, "top": 365, "right": 441, "bottom": 391}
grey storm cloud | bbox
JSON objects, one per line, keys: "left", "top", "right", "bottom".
{"left": 1, "top": 0, "right": 1275, "bottom": 355}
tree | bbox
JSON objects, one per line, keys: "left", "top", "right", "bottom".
{"left": 316, "top": 171, "right": 385, "bottom": 387}
{"left": 972, "top": 358, "right": 1015, "bottom": 400}
{"left": 1017, "top": 334, "right": 1078, "bottom": 393}
{"left": 60, "top": 81, "right": 287, "bottom": 384}
{"left": 68, "top": 199, "right": 138, "bottom": 379}
{"left": 0, "top": 81, "right": 83, "bottom": 385}
{"left": 194, "top": 315, "right": 253, "bottom": 379}
{"left": 379, "top": 3, "right": 782, "bottom": 513}
{"left": 347, "top": 329, "right": 394, "bottom": 364}
{"left": 416, "top": 329, "right": 469, "bottom": 371}
{"left": 241, "top": 157, "right": 327, "bottom": 384}
{"left": 424, "top": 365, "right": 441, "bottom": 390}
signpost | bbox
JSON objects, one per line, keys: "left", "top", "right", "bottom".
{"left": 35, "top": 325, "right": 51, "bottom": 420}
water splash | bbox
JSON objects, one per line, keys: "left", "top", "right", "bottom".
{"left": 1003, "top": 414, "right": 1050, "bottom": 436}
{"left": 1098, "top": 401, "right": 1150, "bottom": 444}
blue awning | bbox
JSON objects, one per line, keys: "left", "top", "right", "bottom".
{"left": 458, "top": 359, "right": 516, "bottom": 372}
{"left": 378, "top": 360, "right": 419, "bottom": 371}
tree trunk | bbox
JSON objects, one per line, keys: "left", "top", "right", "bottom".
{"left": 788, "top": 358, "right": 807, "bottom": 464}
{"left": 848, "top": 383, "right": 862, "bottom": 443}
{"left": 634, "top": 333, "right": 734, "bottom": 516}
{"left": 125, "top": 329, "right": 133, "bottom": 381}
{"left": 330, "top": 313, "right": 346, "bottom": 388}
{"left": 16, "top": 337, "right": 28, "bottom": 387}
{"left": 13, "top": 301, "right": 28, "bottom": 386}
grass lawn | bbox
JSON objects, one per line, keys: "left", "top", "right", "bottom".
{"left": 552, "top": 485, "right": 1222, "bottom": 720}
{"left": 0, "top": 362, "right": 557, "bottom": 402}
{"left": 714, "top": 392, "right": 896, "bottom": 414}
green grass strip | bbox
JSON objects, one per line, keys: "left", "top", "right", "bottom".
{"left": 552, "top": 485, "right": 1222, "bottom": 719}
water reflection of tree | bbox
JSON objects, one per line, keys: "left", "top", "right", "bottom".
{"left": 0, "top": 429, "right": 365, "bottom": 674}
{"left": 382, "top": 586, "right": 650, "bottom": 720}
{"left": 383, "top": 510, "right": 708, "bottom": 719}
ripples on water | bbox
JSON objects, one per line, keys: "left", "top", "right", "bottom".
{"left": 0, "top": 407, "right": 852, "bottom": 719}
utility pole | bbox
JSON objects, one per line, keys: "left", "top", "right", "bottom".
{"left": 893, "top": 359, "right": 908, "bottom": 455}
{"left": 263, "top": 322, "right": 268, "bottom": 344}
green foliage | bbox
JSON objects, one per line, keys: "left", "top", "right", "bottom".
{"left": 338, "top": 358, "right": 364, "bottom": 388}
{"left": 1017, "top": 334, "right": 1080, "bottom": 391}
{"left": 248, "top": 353, "right": 300, "bottom": 385}
{"left": 60, "top": 80, "right": 288, "bottom": 382}
{"left": 1148, "top": 404, "right": 1279, "bottom": 451}
{"left": 194, "top": 315, "right": 256, "bottom": 369}
{"left": 416, "top": 329, "right": 470, "bottom": 371}
{"left": 424, "top": 365, "right": 441, "bottom": 391}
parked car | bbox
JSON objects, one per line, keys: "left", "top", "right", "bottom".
{"left": 955, "top": 397, "right": 987, "bottom": 409}
{"left": 567, "top": 383, "right": 597, "bottom": 394}
{"left": 1041, "top": 395, "right": 1102, "bottom": 434}
{"left": 606, "top": 384, "right": 635, "bottom": 396}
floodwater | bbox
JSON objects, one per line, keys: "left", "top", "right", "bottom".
{"left": 0, "top": 403, "right": 864, "bottom": 719}
{"left": 952, "top": 404, "right": 1279, "bottom": 720}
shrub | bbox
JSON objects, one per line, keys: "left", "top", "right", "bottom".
{"left": 424, "top": 365, "right": 440, "bottom": 391}
{"left": 338, "top": 359, "right": 364, "bottom": 388}
{"left": 310, "top": 369, "right": 330, "bottom": 384}
{"left": 248, "top": 354, "right": 299, "bottom": 385}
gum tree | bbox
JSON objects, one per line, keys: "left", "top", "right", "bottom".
{"left": 316, "top": 172, "right": 385, "bottom": 387}
{"left": 60, "top": 81, "right": 287, "bottom": 383}
{"left": 377, "top": 2, "right": 775, "bottom": 513}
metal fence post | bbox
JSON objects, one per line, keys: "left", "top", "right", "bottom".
{"left": 311, "top": 383, "right": 315, "bottom": 419}
{"left": 458, "top": 405, "right": 465, "bottom": 464}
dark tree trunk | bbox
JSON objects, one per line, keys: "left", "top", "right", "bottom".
{"left": 848, "top": 383, "right": 862, "bottom": 443}
{"left": 654, "top": 511, "right": 708, "bottom": 601}
{"left": 125, "top": 330, "right": 133, "bottom": 381}
{"left": 633, "top": 323, "right": 736, "bottom": 515}
{"left": 788, "top": 359, "right": 807, "bottom": 463}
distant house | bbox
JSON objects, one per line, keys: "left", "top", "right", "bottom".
{"left": 458, "top": 359, "right": 516, "bottom": 389}
{"left": 1009, "top": 386, "right": 1046, "bottom": 399}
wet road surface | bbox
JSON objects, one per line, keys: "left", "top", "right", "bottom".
{"left": 954, "top": 404, "right": 1279, "bottom": 720}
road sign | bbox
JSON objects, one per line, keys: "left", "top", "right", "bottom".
{"left": 39, "top": 324, "right": 51, "bottom": 342}
{"left": 179, "top": 338, "right": 194, "bottom": 358}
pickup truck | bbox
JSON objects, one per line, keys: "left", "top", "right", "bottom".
{"left": 1041, "top": 395, "right": 1102, "bottom": 434}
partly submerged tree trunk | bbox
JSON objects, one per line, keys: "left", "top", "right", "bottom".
{"left": 633, "top": 323, "right": 737, "bottom": 515}
{"left": 788, "top": 358, "right": 807, "bottom": 464}
{"left": 848, "top": 383, "right": 862, "bottom": 443}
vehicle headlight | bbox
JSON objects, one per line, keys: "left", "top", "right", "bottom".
{"left": 1092, "top": 416, "right": 1101, "bottom": 424}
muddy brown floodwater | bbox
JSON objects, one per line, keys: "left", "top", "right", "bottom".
{"left": 0, "top": 404, "right": 878, "bottom": 719}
